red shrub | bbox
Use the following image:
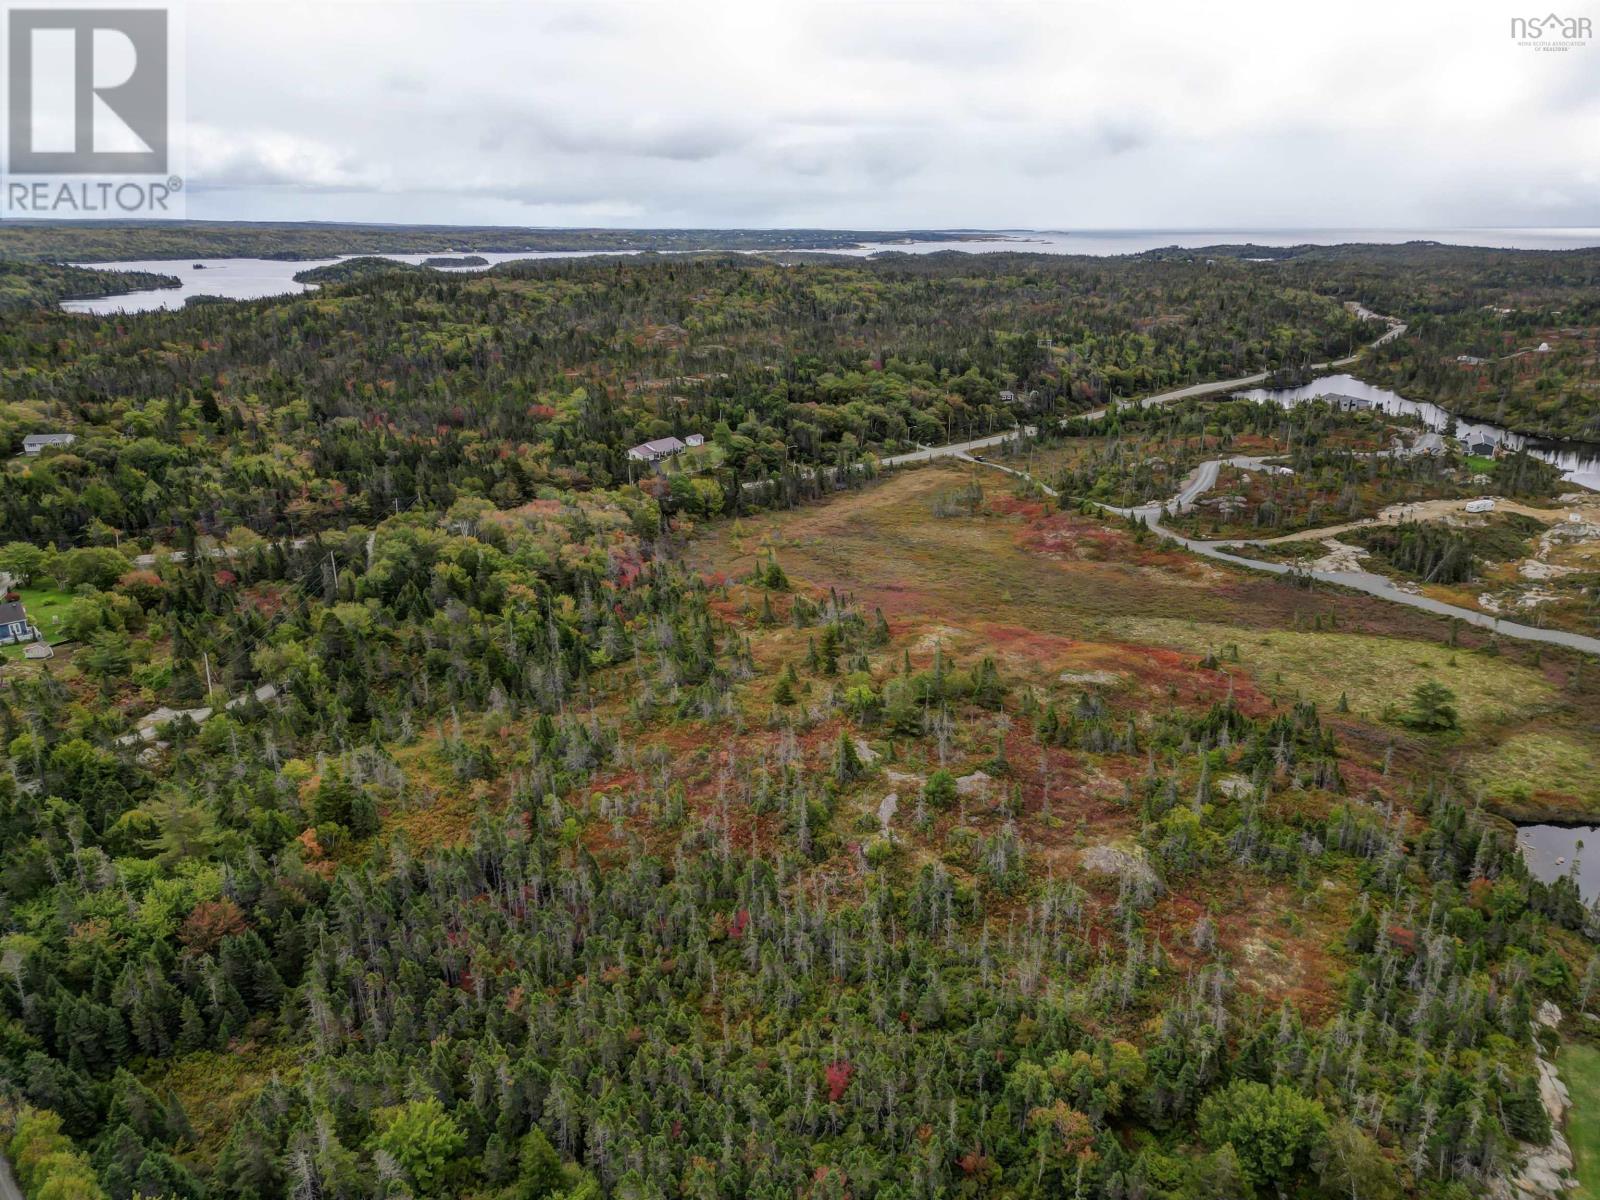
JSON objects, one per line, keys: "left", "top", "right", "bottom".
{"left": 825, "top": 1060, "right": 853, "bottom": 1103}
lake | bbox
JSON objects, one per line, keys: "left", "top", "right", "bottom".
{"left": 61, "top": 227, "right": 1600, "bottom": 314}
{"left": 1237, "top": 373, "right": 1600, "bottom": 491}
{"left": 60, "top": 249, "right": 636, "bottom": 315}
{"left": 1520, "top": 825, "right": 1600, "bottom": 902}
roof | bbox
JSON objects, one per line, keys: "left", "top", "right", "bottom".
{"left": 22, "top": 433, "right": 75, "bottom": 448}
{"left": 631, "top": 436, "right": 686, "bottom": 456}
{"left": 0, "top": 601, "right": 26, "bottom": 625}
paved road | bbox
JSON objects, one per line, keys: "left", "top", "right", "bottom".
{"left": 1136, "top": 516, "right": 1600, "bottom": 655}
{"left": 950, "top": 444, "right": 1600, "bottom": 656}
{"left": 0, "top": 1150, "right": 20, "bottom": 1200}
{"left": 881, "top": 430, "right": 1036, "bottom": 468}
{"left": 886, "top": 310, "right": 1407, "bottom": 467}
{"left": 1077, "top": 315, "right": 1407, "bottom": 421}
{"left": 1089, "top": 452, "right": 1600, "bottom": 656}
{"left": 915, "top": 302, "right": 1600, "bottom": 657}
{"left": 132, "top": 538, "right": 309, "bottom": 569}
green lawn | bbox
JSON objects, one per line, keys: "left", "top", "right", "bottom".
{"left": 662, "top": 442, "right": 726, "bottom": 476}
{"left": 1562, "top": 1040, "right": 1600, "bottom": 1199}
{"left": 1, "top": 586, "right": 74, "bottom": 658}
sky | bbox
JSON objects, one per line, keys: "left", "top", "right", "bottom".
{"left": 178, "top": 0, "right": 1600, "bottom": 230}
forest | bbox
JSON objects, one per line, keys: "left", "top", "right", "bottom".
{"left": 0, "top": 262, "right": 178, "bottom": 311}
{"left": 0, "top": 225, "right": 981, "bottom": 264}
{"left": 0, "top": 246, "right": 1597, "bottom": 1200}
{"left": 0, "top": 253, "right": 1367, "bottom": 549}
{"left": 1271, "top": 244, "right": 1600, "bottom": 441}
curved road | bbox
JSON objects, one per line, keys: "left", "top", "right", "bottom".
{"left": 965, "top": 444, "right": 1600, "bottom": 656}
{"left": 886, "top": 310, "right": 1407, "bottom": 467}
{"left": 1109, "top": 484, "right": 1600, "bottom": 656}
{"left": 892, "top": 309, "right": 1600, "bottom": 657}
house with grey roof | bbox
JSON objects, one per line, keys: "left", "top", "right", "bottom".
{"left": 0, "top": 601, "right": 36, "bottom": 645}
{"left": 21, "top": 433, "right": 76, "bottom": 454}
{"left": 627, "top": 436, "right": 688, "bottom": 463}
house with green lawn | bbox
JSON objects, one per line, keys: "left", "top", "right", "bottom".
{"left": 0, "top": 600, "right": 38, "bottom": 645}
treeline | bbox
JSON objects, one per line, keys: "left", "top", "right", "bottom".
{"left": 0, "top": 261, "right": 177, "bottom": 310}
{"left": 0, "top": 223, "right": 980, "bottom": 264}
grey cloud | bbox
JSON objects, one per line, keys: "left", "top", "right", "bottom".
{"left": 178, "top": 0, "right": 1600, "bottom": 231}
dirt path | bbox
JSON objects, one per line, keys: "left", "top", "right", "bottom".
{"left": 957, "top": 448, "right": 1600, "bottom": 657}
{"left": 1212, "top": 496, "right": 1600, "bottom": 547}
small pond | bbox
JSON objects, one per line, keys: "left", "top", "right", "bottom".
{"left": 1519, "top": 825, "right": 1600, "bottom": 902}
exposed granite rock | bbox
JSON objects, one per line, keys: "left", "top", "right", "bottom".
{"left": 1493, "top": 1003, "right": 1575, "bottom": 1200}
{"left": 876, "top": 793, "right": 898, "bottom": 835}
{"left": 955, "top": 770, "right": 992, "bottom": 798}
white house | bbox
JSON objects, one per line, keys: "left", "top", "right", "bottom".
{"left": 0, "top": 601, "right": 36, "bottom": 645}
{"left": 21, "top": 433, "right": 76, "bottom": 455}
{"left": 627, "top": 436, "right": 687, "bottom": 463}
{"left": 685, "top": 434, "right": 705, "bottom": 447}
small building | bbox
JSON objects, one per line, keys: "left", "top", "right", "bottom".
{"left": 22, "top": 642, "right": 52, "bottom": 660}
{"left": 1324, "top": 393, "right": 1373, "bottom": 412}
{"left": 0, "top": 601, "right": 36, "bottom": 645}
{"left": 1456, "top": 355, "right": 1486, "bottom": 365}
{"left": 1536, "top": 342, "right": 1552, "bottom": 353}
{"left": 685, "top": 434, "right": 705, "bottom": 447}
{"left": 627, "top": 436, "right": 687, "bottom": 463}
{"left": 1466, "top": 440, "right": 1496, "bottom": 457}
{"left": 21, "top": 433, "right": 76, "bottom": 455}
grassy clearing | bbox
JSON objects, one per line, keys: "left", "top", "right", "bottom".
{"left": 13, "top": 586, "right": 73, "bottom": 639}
{"left": 1111, "top": 616, "right": 1555, "bottom": 727}
{"left": 1468, "top": 730, "right": 1600, "bottom": 817}
{"left": 1, "top": 586, "right": 74, "bottom": 660}
{"left": 1562, "top": 1040, "right": 1600, "bottom": 1199}
{"left": 696, "top": 464, "right": 1562, "bottom": 738}
{"left": 695, "top": 464, "right": 1222, "bottom": 637}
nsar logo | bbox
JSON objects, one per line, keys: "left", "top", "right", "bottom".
{"left": 1510, "top": 12, "right": 1592, "bottom": 50}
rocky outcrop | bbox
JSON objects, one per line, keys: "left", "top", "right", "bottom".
{"left": 1493, "top": 1002, "right": 1575, "bottom": 1200}
{"left": 1079, "top": 844, "right": 1161, "bottom": 892}
{"left": 955, "top": 770, "right": 992, "bottom": 799}
{"left": 876, "top": 793, "right": 898, "bottom": 834}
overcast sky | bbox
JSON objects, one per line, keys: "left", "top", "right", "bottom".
{"left": 181, "top": 0, "right": 1600, "bottom": 229}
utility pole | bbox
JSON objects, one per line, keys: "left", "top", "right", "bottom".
{"left": 203, "top": 651, "right": 214, "bottom": 698}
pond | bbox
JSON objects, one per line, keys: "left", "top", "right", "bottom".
{"left": 1237, "top": 373, "right": 1600, "bottom": 491}
{"left": 1519, "top": 825, "right": 1600, "bottom": 902}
